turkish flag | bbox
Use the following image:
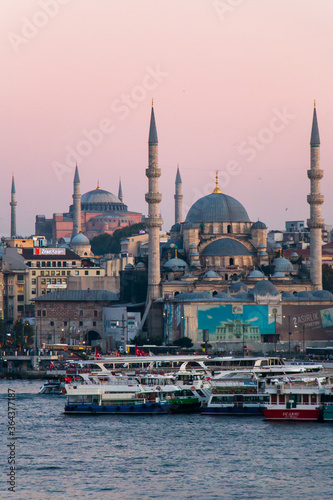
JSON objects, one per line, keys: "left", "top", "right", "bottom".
{"left": 95, "top": 349, "right": 101, "bottom": 359}
{"left": 135, "top": 346, "right": 141, "bottom": 356}
{"left": 116, "top": 350, "right": 121, "bottom": 357}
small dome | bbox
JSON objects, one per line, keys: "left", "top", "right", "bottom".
{"left": 260, "top": 251, "right": 268, "bottom": 256}
{"left": 273, "top": 243, "right": 282, "bottom": 249}
{"left": 204, "top": 270, "right": 220, "bottom": 278}
{"left": 248, "top": 270, "right": 264, "bottom": 278}
{"left": 281, "top": 291, "right": 297, "bottom": 301}
{"left": 192, "top": 261, "right": 201, "bottom": 267}
{"left": 251, "top": 220, "right": 267, "bottom": 230}
{"left": 124, "top": 263, "right": 135, "bottom": 270}
{"left": 71, "top": 232, "right": 90, "bottom": 245}
{"left": 234, "top": 292, "right": 252, "bottom": 301}
{"left": 213, "top": 292, "right": 234, "bottom": 300}
{"left": 258, "top": 243, "right": 265, "bottom": 248}
{"left": 174, "top": 292, "right": 214, "bottom": 301}
{"left": 190, "top": 250, "right": 199, "bottom": 256}
{"left": 189, "top": 243, "right": 197, "bottom": 249}
{"left": 136, "top": 262, "right": 146, "bottom": 269}
{"left": 312, "top": 290, "right": 333, "bottom": 300}
{"left": 294, "top": 291, "right": 314, "bottom": 300}
{"left": 274, "top": 257, "right": 294, "bottom": 273}
{"left": 163, "top": 258, "right": 189, "bottom": 271}
{"left": 250, "top": 280, "right": 279, "bottom": 297}
{"left": 229, "top": 282, "right": 248, "bottom": 293}
{"left": 170, "top": 223, "right": 181, "bottom": 232}
{"left": 272, "top": 272, "right": 286, "bottom": 278}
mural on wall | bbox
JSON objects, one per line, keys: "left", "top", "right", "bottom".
{"left": 198, "top": 304, "right": 280, "bottom": 343}
{"left": 282, "top": 304, "right": 333, "bottom": 341}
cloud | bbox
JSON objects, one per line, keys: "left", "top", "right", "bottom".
{"left": 248, "top": 316, "right": 259, "bottom": 322}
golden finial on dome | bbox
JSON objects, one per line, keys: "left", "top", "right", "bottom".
{"left": 314, "top": 99, "right": 316, "bottom": 109}
{"left": 212, "top": 170, "right": 222, "bottom": 194}
{"left": 96, "top": 180, "right": 100, "bottom": 190}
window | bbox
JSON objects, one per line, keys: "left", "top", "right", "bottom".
{"left": 79, "top": 321, "right": 83, "bottom": 326}
{"left": 52, "top": 279, "right": 56, "bottom": 284}
{"left": 96, "top": 271, "right": 100, "bottom": 276}
{"left": 37, "top": 310, "right": 41, "bottom": 317}
{"left": 67, "top": 271, "right": 71, "bottom": 276}
{"left": 17, "top": 295, "right": 24, "bottom": 302}
{"left": 72, "top": 261, "right": 76, "bottom": 266}
{"left": 18, "top": 305, "right": 24, "bottom": 312}
{"left": 85, "top": 271, "right": 89, "bottom": 276}
{"left": 75, "top": 271, "right": 79, "bottom": 275}
{"left": 42, "top": 261, "right": 46, "bottom": 267}
{"left": 57, "top": 261, "right": 62, "bottom": 267}
{"left": 42, "top": 310, "right": 47, "bottom": 317}
{"left": 32, "top": 289, "right": 36, "bottom": 295}
{"left": 94, "top": 310, "right": 98, "bottom": 317}
{"left": 17, "top": 274, "right": 24, "bottom": 282}
{"left": 41, "top": 271, "right": 45, "bottom": 276}
{"left": 80, "top": 310, "right": 84, "bottom": 317}
{"left": 32, "top": 279, "right": 36, "bottom": 285}
{"left": 51, "top": 271, "right": 55, "bottom": 276}
{"left": 47, "top": 262, "right": 51, "bottom": 267}
{"left": 56, "top": 271, "right": 60, "bottom": 276}
{"left": 52, "top": 262, "right": 56, "bottom": 268}
{"left": 93, "top": 321, "right": 96, "bottom": 327}
{"left": 64, "top": 321, "right": 67, "bottom": 326}
{"left": 50, "top": 321, "right": 54, "bottom": 326}
{"left": 63, "top": 262, "right": 67, "bottom": 268}
{"left": 32, "top": 270, "right": 36, "bottom": 276}
{"left": 45, "top": 271, "right": 50, "bottom": 276}
{"left": 62, "top": 271, "right": 66, "bottom": 276}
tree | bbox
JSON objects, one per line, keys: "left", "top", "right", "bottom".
{"left": 12, "top": 319, "right": 34, "bottom": 348}
{"left": 91, "top": 223, "right": 146, "bottom": 255}
{"left": 173, "top": 337, "right": 193, "bottom": 348}
{"left": 322, "top": 264, "right": 333, "bottom": 293}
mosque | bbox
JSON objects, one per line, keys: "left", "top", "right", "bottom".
{"left": 143, "top": 103, "right": 333, "bottom": 347}
{"left": 34, "top": 171, "right": 142, "bottom": 243}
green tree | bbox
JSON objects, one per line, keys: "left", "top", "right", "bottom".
{"left": 12, "top": 319, "right": 34, "bottom": 348}
{"left": 322, "top": 264, "right": 333, "bottom": 293}
{"left": 173, "top": 337, "right": 193, "bottom": 348}
{"left": 91, "top": 223, "right": 146, "bottom": 255}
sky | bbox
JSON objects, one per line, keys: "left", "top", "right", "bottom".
{"left": 1, "top": 0, "right": 333, "bottom": 237}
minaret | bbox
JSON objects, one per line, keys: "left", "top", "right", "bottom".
{"left": 10, "top": 175, "right": 17, "bottom": 238}
{"left": 174, "top": 165, "right": 183, "bottom": 224}
{"left": 118, "top": 178, "right": 123, "bottom": 202}
{"left": 72, "top": 164, "right": 81, "bottom": 238}
{"left": 307, "top": 102, "right": 324, "bottom": 290}
{"left": 145, "top": 103, "right": 163, "bottom": 301}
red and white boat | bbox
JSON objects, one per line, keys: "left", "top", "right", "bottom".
{"left": 263, "top": 377, "right": 325, "bottom": 421}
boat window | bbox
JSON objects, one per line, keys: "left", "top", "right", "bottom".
{"left": 279, "top": 395, "right": 285, "bottom": 404}
{"left": 303, "top": 394, "right": 309, "bottom": 405}
{"left": 311, "top": 395, "right": 317, "bottom": 404}
{"left": 68, "top": 395, "right": 83, "bottom": 403}
{"left": 271, "top": 394, "right": 277, "bottom": 404}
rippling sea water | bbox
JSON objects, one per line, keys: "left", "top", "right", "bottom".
{"left": 1, "top": 380, "right": 333, "bottom": 500}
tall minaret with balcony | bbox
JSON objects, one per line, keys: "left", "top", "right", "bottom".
{"left": 145, "top": 103, "right": 162, "bottom": 301}
{"left": 10, "top": 175, "right": 17, "bottom": 238}
{"left": 307, "top": 102, "right": 324, "bottom": 290}
{"left": 174, "top": 165, "right": 183, "bottom": 224}
{"left": 72, "top": 164, "right": 81, "bottom": 238}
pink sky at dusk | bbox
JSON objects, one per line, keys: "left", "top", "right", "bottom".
{"left": 1, "top": 0, "right": 333, "bottom": 238}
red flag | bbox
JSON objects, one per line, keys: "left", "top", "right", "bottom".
{"left": 50, "top": 361, "right": 54, "bottom": 371}
{"left": 135, "top": 346, "right": 141, "bottom": 356}
{"left": 95, "top": 349, "right": 101, "bottom": 360}
{"left": 116, "top": 350, "right": 121, "bottom": 357}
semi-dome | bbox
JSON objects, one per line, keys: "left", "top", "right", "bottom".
{"left": 174, "top": 292, "right": 214, "bottom": 301}
{"left": 170, "top": 223, "right": 181, "bottom": 232}
{"left": 294, "top": 291, "right": 314, "bottom": 301}
{"left": 71, "top": 232, "right": 90, "bottom": 245}
{"left": 272, "top": 272, "right": 286, "bottom": 278}
{"left": 213, "top": 292, "right": 234, "bottom": 300}
{"left": 312, "top": 290, "right": 333, "bottom": 300}
{"left": 251, "top": 220, "right": 267, "bottom": 229}
{"left": 202, "top": 238, "right": 252, "bottom": 256}
{"left": 281, "top": 291, "right": 297, "bottom": 301}
{"left": 163, "top": 258, "right": 189, "bottom": 271}
{"left": 185, "top": 193, "right": 250, "bottom": 224}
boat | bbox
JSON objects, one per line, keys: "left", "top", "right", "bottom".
{"left": 38, "top": 381, "right": 64, "bottom": 395}
{"left": 64, "top": 385, "right": 201, "bottom": 414}
{"left": 321, "top": 377, "right": 333, "bottom": 421}
{"left": 263, "top": 376, "right": 325, "bottom": 421}
{"left": 201, "top": 372, "right": 268, "bottom": 415}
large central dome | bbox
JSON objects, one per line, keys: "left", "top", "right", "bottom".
{"left": 81, "top": 188, "right": 120, "bottom": 204}
{"left": 185, "top": 193, "right": 250, "bottom": 224}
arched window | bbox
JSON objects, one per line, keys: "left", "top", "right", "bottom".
{"left": 227, "top": 224, "right": 232, "bottom": 234}
{"left": 225, "top": 274, "right": 228, "bottom": 280}
{"left": 229, "top": 258, "right": 234, "bottom": 266}
{"left": 212, "top": 291, "right": 218, "bottom": 296}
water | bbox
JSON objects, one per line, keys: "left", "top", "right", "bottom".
{"left": 1, "top": 380, "right": 333, "bottom": 500}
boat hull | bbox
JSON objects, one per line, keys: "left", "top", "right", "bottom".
{"left": 323, "top": 405, "right": 333, "bottom": 421}
{"left": 264, "top": 408, "right": 321, "bottom": 421}
{"left": 202, "top": 405, "right": 264, "bottom": 416}
{"left": 64, "top": 402, "right": 172, "bottom": 414}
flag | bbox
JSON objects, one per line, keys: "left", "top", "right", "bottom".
{"left": 116, "top": 350, "right": 121, "bottom": 357}
{"left": 135, "top": 346, "right": 142, "bottom": 356}
{"left": 50, "top": 361, "right": 54, "bottom": 371}
{"left": 95, "top": 349, "right": 101, "bottom": 360}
